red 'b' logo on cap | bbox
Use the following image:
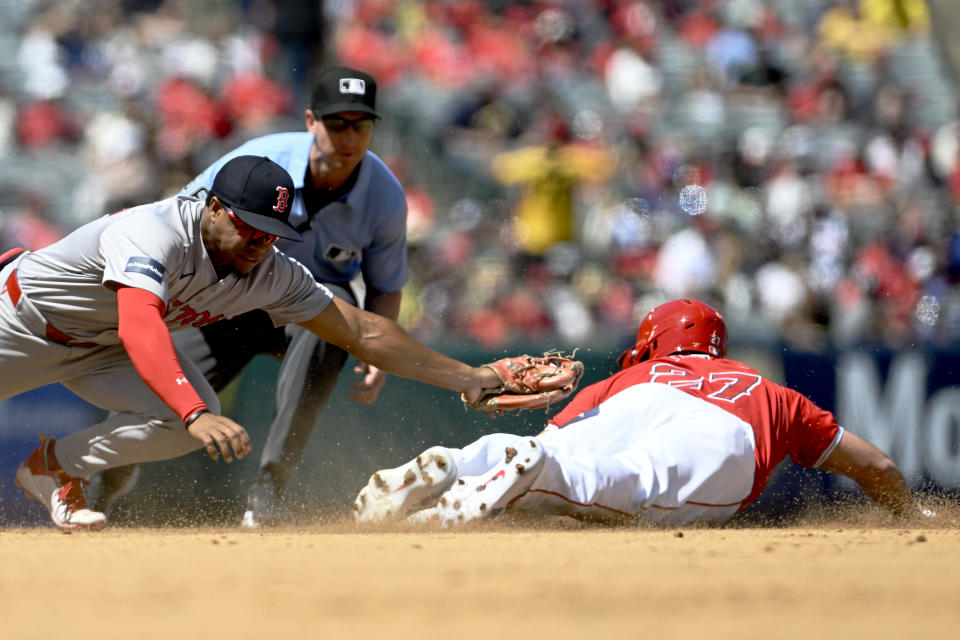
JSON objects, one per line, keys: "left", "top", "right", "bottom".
{"left": 273, "top": 186, "right": 290, "bottom": 212}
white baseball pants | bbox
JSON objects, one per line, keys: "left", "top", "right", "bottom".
{"left": 448, "top": 383, "right": 757, "bottom": 526}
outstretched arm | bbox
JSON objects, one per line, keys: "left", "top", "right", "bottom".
{"left": 299, "top": 296, "right": 499, "bottom": 402}
{"left": 347, "top": 288, "right": 403, "bottom": 404}
{"left": 818, "top": 430, "right": 919, "bottom": 520}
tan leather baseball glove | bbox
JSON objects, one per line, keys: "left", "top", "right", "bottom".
{"left": 463, "top": 352, "right": 584, "bottom": 413}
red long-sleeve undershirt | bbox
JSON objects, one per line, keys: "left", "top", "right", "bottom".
{"left": 116, "top": 285, "right": 207, "bottom": 423}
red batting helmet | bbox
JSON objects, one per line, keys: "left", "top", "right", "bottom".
{"left": 617, "top": 298, "right": 728, "bottom": 369}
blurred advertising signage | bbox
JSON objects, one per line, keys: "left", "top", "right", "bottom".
{"left": 836, "top": 351, "right": 960, "bottom": 488}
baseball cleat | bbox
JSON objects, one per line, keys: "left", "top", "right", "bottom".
{"left": 15, "top": 435, "right": 107, "bottom": 531}
{"left": 354, "top": 446, "right": 458, "bottom": 524}
{"left": 434, "top": 437, "right": 544, "bottom": 527}
{"left": 404, "top": 506, "right": 440, "bottom": 524}
{"left": 241, "top": 468, "right": 285, "bottom": 528}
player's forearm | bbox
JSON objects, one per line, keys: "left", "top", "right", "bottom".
{"left": 351, "top": 313, "right": 483, "bottom": 392}
{"left": 850, "top": 460, "right": 916, "bottom": 518}
{"left": 117, "top": 286, "right": 207, "bottom": 422}
{"left": 820, "top": 430, "right": 918, "bottom": 519}
{"left": 300, "top": 299, "right": 496, "bottom": 396}
{"left": 360, "top": 290, "right": 402, "bottom": 374}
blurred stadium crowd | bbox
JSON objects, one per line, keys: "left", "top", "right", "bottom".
{"left": 2, "top": 0, "right": 960, "bottom": 353}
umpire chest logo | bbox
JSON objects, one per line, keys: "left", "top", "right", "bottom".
{"left": 324, "top": 244, "right": 359, "bottom": 263}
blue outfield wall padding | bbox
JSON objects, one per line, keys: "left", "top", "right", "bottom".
{"left": 1, "top": 346, "right": 957, "bottom": 527}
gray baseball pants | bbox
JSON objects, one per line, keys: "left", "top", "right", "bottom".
{"left": 1, "top": 258, "right": 219, "bottom": 476}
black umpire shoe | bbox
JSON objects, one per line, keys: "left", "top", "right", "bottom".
{"left": 241, "top": 467, "right": 285, "bottom": 528}
{"left": 87, "top": 464, "right": 142, "bottom": 519}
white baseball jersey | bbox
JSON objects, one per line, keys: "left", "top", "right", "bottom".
{"left": 13, "top": 195, "right": 333, "bottom": 345}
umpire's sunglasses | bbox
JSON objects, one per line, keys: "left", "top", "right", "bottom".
{"left": 225, "top": 208, "right": 277, "bottom": 244}
{"left": 321, "top": 115, "right": 375, "bottom": 134}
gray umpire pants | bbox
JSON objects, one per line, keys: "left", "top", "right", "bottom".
{"left": 174, "top": 281, "right": 356, "bottom": 489}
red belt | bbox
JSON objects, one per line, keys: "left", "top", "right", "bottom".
{"left": 4, "top": 268, "right": 98, "bottom": 348}
{"left": 0, "top": 246, "right": 26, "bottom": 270}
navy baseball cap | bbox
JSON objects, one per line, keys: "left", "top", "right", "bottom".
{"left": 210, "top": 155, "right": 302, "bottom": 241}
{"left": 310, "top": 66, "right": 380, "bottom": 118}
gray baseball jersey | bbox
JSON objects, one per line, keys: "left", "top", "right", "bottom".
{"left": 13, "top": 194, "right": 333, "bottom": 345}
{"left": 1, "top": 194, "right": 334, "bottom": 477}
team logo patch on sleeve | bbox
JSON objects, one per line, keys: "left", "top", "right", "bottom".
{"left": 124, "top": 256, "right": 166, "bottom": 284}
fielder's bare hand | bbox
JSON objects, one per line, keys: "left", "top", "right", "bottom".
{"left": 461, "top": 367, "right": 503, "bottom": 407}
{"left": 186, "top": 413, "right": 252, "bottom": 462}
{"left": 348, "top": 362, "right": 386, "bottom": 404}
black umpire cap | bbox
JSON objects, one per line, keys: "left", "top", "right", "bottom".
{"left": 310, "top": 66, "right": 380, "bottom": 118}
{"left": 210, "top": 155, "right": 302, "bottom": 241}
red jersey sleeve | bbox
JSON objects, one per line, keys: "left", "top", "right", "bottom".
{"left": 116, "top": 285, "right": 207, "bottom": 423}
{"left": 781, "top": 386, "right": 841, "bottom": 468}
{"left": 549, "top": 378, "right": 610, "bottom": 427}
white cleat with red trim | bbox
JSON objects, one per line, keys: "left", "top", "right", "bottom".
{"left": 434, "top": 437, "right": 544, "bottom": 527}
{"left": 353, "top": 446, "right": 458, "bottom": 524}
{"left": 15, "top": 436, "right": 107, "bottom": 531}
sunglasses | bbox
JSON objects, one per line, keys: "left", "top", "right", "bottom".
{"left": 321, "top": 115, "right": 375, "bottom": 134}
{"left": 226, "top": 208, "right": 278, "bottom": 244}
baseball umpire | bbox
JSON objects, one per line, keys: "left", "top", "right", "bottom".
{"left": 1, "top": 155, "right": 581, "bottom": 531}
{"left": 91, "top": 66, "right": 409, "bottom": 527}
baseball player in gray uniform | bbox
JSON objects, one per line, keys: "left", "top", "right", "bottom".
{"left": 91, "top": 66, "right": 408, "bottom": 527}
{"left": 0, "top": 154, "right": 500, "bottom": 531}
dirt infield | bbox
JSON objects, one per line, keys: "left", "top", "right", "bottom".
{"left": 3, "top": 510, "right": 958, "bottom": 640}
